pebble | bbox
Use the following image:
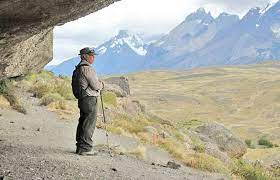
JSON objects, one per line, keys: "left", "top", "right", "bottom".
{"left": 111, "top": 168, "right": 117, "bottom": 172}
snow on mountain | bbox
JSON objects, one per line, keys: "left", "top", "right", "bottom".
{"left": 98, "top": 30, "right": 147, "bottom": 56}
{"left": 49, "top": 2, "right": 280, "bottom": 76}
{"left": 260, "top": 1, "right": 277, "bottom": 15}
{"left": 50, "top": 30, "right": 148, "bottom": 76}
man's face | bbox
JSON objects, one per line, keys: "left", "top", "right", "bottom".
{"left": 87, "top": 54, "right": 95, "bottom": 64}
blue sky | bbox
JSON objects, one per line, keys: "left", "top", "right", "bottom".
{"left": 49, "top": 0, "right": 277, "bottom": 65}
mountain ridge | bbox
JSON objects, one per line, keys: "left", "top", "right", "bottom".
{"left": 48, "top": 1, "right": 280, "bottom": 75}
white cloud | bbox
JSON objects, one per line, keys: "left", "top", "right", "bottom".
{"left": 49, "top": 0, "right": 276, "bottom": 65}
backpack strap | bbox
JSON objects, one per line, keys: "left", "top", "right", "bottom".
{"left": 75, "top": 63, "right": 90, "bottom": 69}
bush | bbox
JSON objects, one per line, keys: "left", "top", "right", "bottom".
{"left": 258, "top": 137, "right": 274, "bottom": 148}
{"left": 101, "top": 91, "right": 117, "bottom": 106}
{"left": 183, "top": 153, "right": 229, "bottom": 174}
{"left": 54, "top": 80, "right": 75, "bottom": 100}
{"left": 0, "top": 80, "right": 26, "bottom": 114}
{"left": 40, "top": 93, "right": 64, "bottom": 106}
{"left": 245, "top": 139, "right": 256, "bottom": 149}
{"left": 32, "top": 81, "right": 54, "bottom": 98}
{"left": 230, "top": 159, "right": 273, "bottom": 180}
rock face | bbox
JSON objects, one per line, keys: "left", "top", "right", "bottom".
{"left": 0, "top": 0, "right": 120, "bottom": 79}
{"left": 194, "top": 122, "right": 247, "bottom": 159}
{"left": 104, "top": 76, "right": 130, "bottom": 97}
{"left": 1, "top": 28, "right": 53, "bottom": 78}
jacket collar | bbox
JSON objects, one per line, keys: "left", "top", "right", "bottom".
{"left": 79, "top": 60, "right": 91, "bottom": 66}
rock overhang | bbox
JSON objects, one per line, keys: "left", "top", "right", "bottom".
{"left": 0, "top": 0, "right": 120, "bottom": 79}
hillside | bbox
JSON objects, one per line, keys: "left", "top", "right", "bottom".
{"left": 128, "top": 62, "right": 280, "bottom": 144}
{"left": 0, "top": 66, "right": 279, "bottom": 179}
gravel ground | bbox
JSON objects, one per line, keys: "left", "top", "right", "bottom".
{"left": 0, "top": 93, "right": 227, "bottom": 180}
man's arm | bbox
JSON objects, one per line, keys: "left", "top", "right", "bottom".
{"left": 83, "top": 66, "right": 103, "bottom": 91}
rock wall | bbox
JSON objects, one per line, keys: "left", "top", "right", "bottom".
{"left": 1, "top": 28, "right": 53, "bottom": 78}
{"left": 0, "top": 0, "right": 120, "bottom": 79}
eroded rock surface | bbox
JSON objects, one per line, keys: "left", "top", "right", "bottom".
{"left": 0, "top": 0, "right": 120, "bottom": 79}
{"left": 194, "top": 122, "right": 247, "bottom": 159}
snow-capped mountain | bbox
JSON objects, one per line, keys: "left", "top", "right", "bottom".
{"left": 49, "top": 1, "right": 280, "bottom": 75}
{"left": 145, "top": 1, "right": 279, "bottom": 69}
{"left": 50, "top": 30, "right": 147, "bottom": 75}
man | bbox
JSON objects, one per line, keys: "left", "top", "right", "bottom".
{"left": 75, "top": 47, "right": 104, "bottom": 155}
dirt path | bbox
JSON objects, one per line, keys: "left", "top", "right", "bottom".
{"left": 0, "top": 94, "right": 227, "bottom": 179}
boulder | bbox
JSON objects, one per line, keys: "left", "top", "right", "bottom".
{"left": 104, "top": 76, "right": 130, "bottom": 97}
{"left": 194, "top": 122, "right": 247, "bottom": 158}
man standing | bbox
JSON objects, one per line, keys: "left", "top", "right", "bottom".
{"left": 73, "top": 47, "right": 104, "bottom": 155}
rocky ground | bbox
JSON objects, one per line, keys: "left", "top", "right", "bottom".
{"left": 0, "top": 91, "right": 226, "bottom": 179}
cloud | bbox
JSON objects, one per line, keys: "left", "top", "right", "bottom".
{"left": 49, "top": 0, "right": 276, "bottom": 65}
{"left": 197, "top": 0, "right": 275, "bottom": 16}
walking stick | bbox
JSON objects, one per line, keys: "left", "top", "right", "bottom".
{"left": 100, "top": 90, "right": 109, "bottom": 148}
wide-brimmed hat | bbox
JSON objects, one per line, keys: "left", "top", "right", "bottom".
{"left": 78, "top": 47, "right": 98, "bottom": 55}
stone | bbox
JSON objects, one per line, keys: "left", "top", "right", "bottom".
{"left": 111, "top": 168, "right": 117, "bottom": 172}
{"left": 166, "top": 161, "right": 181, "bottom": 169}
{"left": 194, "top": 122, "right": 247, "bottom": 158}
{"left": 104, "top": 76, "right": 130, "bottom": 97}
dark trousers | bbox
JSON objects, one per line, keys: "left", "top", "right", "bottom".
{"left": 76, "top": 96, "right": 98, "bottom": 151}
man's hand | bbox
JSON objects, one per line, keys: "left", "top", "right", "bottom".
{"left": 99, "top": 80, "right": 105, "bottom": 90}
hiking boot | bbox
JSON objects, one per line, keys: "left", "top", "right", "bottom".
{"left": 76, "top": 148, "right": 98, "bottom": 156}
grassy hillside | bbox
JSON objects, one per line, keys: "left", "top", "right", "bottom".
{"left": 1, "top": 64, "right": 279, "bottom": 179}
{"left": 128, "top": 63, "right": 280, "bottom": 144}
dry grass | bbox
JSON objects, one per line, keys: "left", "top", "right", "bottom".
{"left": 128, "top": 63, "right": 280, "bottom": 144}
{"left": 21, "top": 70, "right": 78, "bottom": 118}
{"left": 0, "top": 80, "right": 27, "bottom": 114}
{"left": 122, "top": 145, "right": 147, "bottom": 159}
{"left": 0, "top": 95, "right": 10, "bottom": 108}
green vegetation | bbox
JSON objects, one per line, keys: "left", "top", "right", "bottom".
{"left": 230, "top": 159, "right": 274, "bottom": 180}
{"left": 258, "top": 137, "right": 274, "bottom": 148}
{"left": 21, "top": 70, "right": 78, "bottom": 118}
{"left": 191, "top": 137, "right": 206, "bottom": 153}
{"left": 183, "top": 153, "right": 229, "bottom": 174}
{"left": 245, "top": 139, "right": 256, "bottom": 149}
{"left": 101, "top": 91, "right": 117, "bottom": 106}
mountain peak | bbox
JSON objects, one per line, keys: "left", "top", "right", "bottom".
{"left": 260, "top": 1, "right": 278, "bottom": 15}
{"left": 185, "top": 7, "right": 213, "bottom": 22}
{"left": 196, "top": 7, "right": 206, "bottom": 13}
{"left": 116, "top": 30, "right": 130, "bottom": 38}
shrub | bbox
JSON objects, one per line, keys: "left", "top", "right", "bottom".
{"left": 193, "top": 141, "right": 206, "bottom": 153}
{"left": 183, "top": 153, "right": 229, "bottom": 174}
{"left": 41, "top": 93, "right": 64, "bottom": 106}
{"left": 158, "top": 138, "right": 185, "bottom": 159}
{"left": 101, "top": 91, "right": 117, "bottom": 106}
{"left": 245, "top": 139, "right": 256, "bottom": 149}
{"left": 230, "top": 159, "right": 273, "bottom": 180}
{"left": 32, "top": 81, "right": 54, "bottom": 98}
{"left": 47, "top": 100, "right": 68, "bottom": 110}
{"left": 124, "top": 145, "right": 147, "bottom": 159}
{"left": 0, "top": 80, "right": 26, "bottom": 114}
{"left": 258, "top": 137, "right": 273, "bottom": 148}
{"left": 54, "top": 80, "right": 75, "bottom": 100}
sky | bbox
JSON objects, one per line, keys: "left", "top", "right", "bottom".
{"left": 49, "top": 0, "right": 277, "bottom": 65}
